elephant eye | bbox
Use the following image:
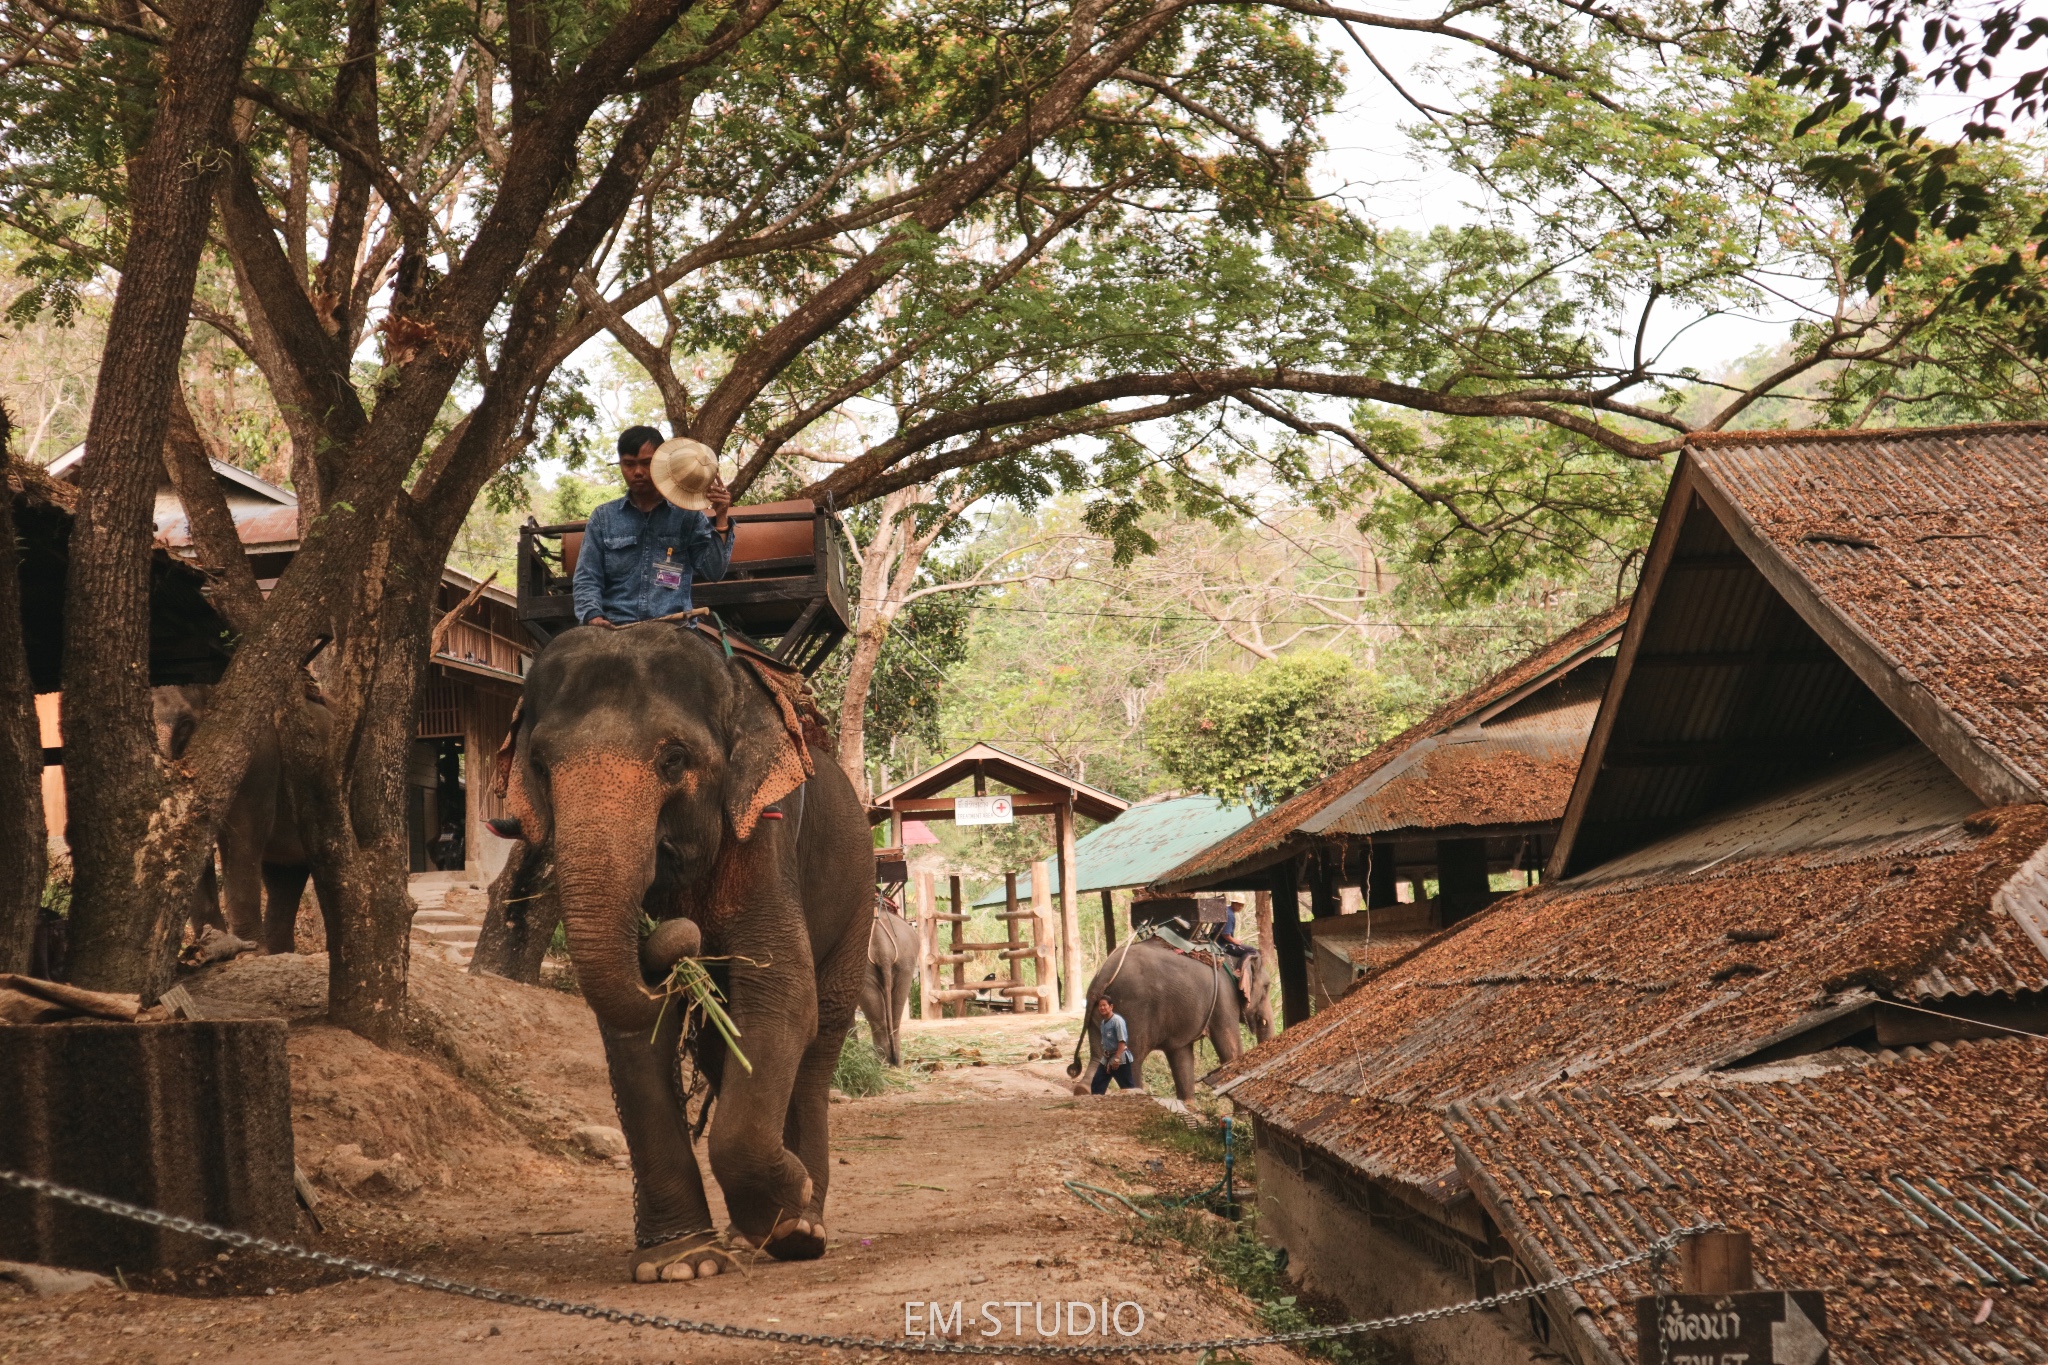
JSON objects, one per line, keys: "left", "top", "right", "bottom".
{"left": 657, "top": 741, "right": 689, "bottom": 782}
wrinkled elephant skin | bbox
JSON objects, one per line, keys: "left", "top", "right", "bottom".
{"left": 861, "top": 909, "right": 918, "bottom": 1066}
{"left": 1068, "top": 940, "right": 1275, "bottom": 1101}
{"left": 506, "top": 624, "right": 872, "bottom": 1280}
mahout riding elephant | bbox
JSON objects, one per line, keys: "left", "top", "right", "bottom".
{"left": 861, "top": 905, "right": 918, "bottom": 1065}
{"left": 151, "top": 684, "right": 329, "bottom": 955}
{"left": 1066, "top": 937, "right": 1275, "bottom": 1102}
{"left": 498, "top": 621, "right": 872, "bottom": 1283}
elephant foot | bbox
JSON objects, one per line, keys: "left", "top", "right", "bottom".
{"left": 731, "top": 1214, "right": 826, "bottom": 1261}
{"left": 629, "top": 1231, "right": 737, "bottom": 1284}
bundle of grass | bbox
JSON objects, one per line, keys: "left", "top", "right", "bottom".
{"left": 833, "top": 1030, "right": 888, "bottom": 1097}
{"left": 639, "top": 915, "right": 751, "bottom": 1073}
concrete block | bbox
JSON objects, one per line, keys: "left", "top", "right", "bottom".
{"left": 0, "top": 1019, "right": 296, "bottom": 1273}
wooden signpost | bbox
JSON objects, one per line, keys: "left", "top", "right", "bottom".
{"left": 1635, "top": 1231, "right": 1828, "bottom": 1365}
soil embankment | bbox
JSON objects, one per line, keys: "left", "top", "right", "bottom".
{"left": 0, "top": 959, "right": 1296, "bottom": 1364}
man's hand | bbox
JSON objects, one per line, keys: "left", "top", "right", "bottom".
{"left": 588, "top": 616, "right": 611, "bottom": 627}
{"left": 707, "top": 475, "right": 731, "bottom": 530}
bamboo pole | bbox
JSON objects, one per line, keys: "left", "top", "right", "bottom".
{"left": 916, "top": 871, "right": 939, "bottom": 1020}
{"left": 1054, "top": 801, "right": 1083, "bottom": 1016}
{"left": 948, "top": 874, "right": 966, "bottom": 1018}
{"left": 1030, "top": 858, "right": 1059, "bottom": 1013}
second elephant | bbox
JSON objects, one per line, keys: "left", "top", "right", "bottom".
{"left": 860, "top": 906, "right": 918, "bottom": 1065}
{"left": 1067, "top": 937, "right": 1275, "bottom": 1102}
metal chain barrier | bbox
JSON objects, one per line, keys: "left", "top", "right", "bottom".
{"left": 1, "top": 1168, "right": 1712, "bottom": 1357}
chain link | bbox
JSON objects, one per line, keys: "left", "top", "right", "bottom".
{"left": 1, "top": 1168, "right": 1711, "bottom": 1357}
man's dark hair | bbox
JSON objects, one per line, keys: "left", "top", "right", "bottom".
{"left": 618, "top": 425, "right": 664, "bottom": 459}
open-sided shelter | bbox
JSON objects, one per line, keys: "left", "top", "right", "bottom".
{"left": 870, "top": 743, "right": 1127, "bottom": 1014}
{"left": 971, "top": 794, "right": 1254, "bottom": 948}
{"left": 1154, "top": 603, "right": 1628, "bottom": 1025}
{"left": 1212, "top": 423, "right": 2048, "bottom": 1365}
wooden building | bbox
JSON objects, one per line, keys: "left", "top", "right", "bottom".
{"left": 40, "top": 449, "right": 531, "bottom": 879}
{"left": 1212, "top": 424, "right": 2048, "bottom": 1365}
{"left": 1154, "top": 603, "right": 1628, "bottom": 1025}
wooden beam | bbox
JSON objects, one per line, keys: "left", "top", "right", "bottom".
{"left": 916, "top": 872, "right": 938, "bottom": 1020}
{"left": 1268, "top": 860, "right": 1309, "bottom": 1029}
{"left": 1055, "top": 801, "right": 1083, "bottom": 1016}
{"left": 1100, "top": 887, "right": 1117, "bottom": 952}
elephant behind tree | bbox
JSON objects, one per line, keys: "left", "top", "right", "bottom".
{"left": 861, "top": 905, "right": 918, "bottom": 1065}
{"left": 151, "top": 684, "right": 329, "bottom": 955}
{"left": 1066, "top": 937, "right": 1275, "bottom": 1103}
{"left": 501, "top": 622, "right": 872, "bottom": 1283}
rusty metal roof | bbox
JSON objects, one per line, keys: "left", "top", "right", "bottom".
{"left": 1447, "top": 1038, "right": 2048, "bottom": 1365}
{"left": 1153, "top": 603, "right": 1628, "bottom": 891}
{"left": 1559, "top": 424, "right": 2048, "bottom": 876}
{"left": 1214, "top": 778, "right": 2048, "bottom": 1195}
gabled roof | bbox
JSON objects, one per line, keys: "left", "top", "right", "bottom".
{"left": 973, "top": 795, "right": 1255, "bottom": 905}
{"left": 869, "top": 742, "right": 1130, "bottom": 823}
{"left": 1555, "top": 423, "right": 2048, "bottom": 876}
{"left": 1450, "top": 1038, "right": 2048, "bottom": 1365}
{"left": 1151, "top": 602, "right": 1628, "bottom": 891}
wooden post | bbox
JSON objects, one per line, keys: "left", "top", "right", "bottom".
{"left": 1003, "top": 872, "right": 1026, "bottom": 1012}
{"left": 949, "top": 874, "right": 967, "bottom": 1018}
{"left": 1030, "top": 859, "right": 1059, "bottom": 1013}
{"left": 1054, "top": 800, "right": 1083, "bottom": 1016}
{"left": 1310, "top": 850, "right": 1341, "bottom": 919}
{"left": 1100, "top": 887, "right": 1117, "bottom": 952}
{"left": 1269, "top": 861, "right": 1309, "bottom": 1029}
{"left": 916, "top": 871, "right": 939, "bottom": 1020}
{"left": 1678, "top": 1230, "right": 1754, "bottom": 1293}
{"left": 1366, "top": 840, "right": 1398, "bottom": 908}
{"left": 1436, "top": 836, "right": 1491, "bottom": 924}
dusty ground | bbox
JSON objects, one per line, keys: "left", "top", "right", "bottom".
{"left": 1, "top": 957, "right": 1295, "bottom": 1365}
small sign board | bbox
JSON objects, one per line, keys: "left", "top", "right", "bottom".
{"left": 1635, "top": 1292, "right": 1828, "bottom": 1365}
{"left": 954, "top": 795, "right": 1014, "bottom": 826}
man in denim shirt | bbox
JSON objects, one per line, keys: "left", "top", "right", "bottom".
{"left": 574, "top": 426, "right": 735, "bottom": 625}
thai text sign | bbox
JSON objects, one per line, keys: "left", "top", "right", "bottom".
{"left": 954, "top": 795, "right": 1014, "bottom": 826}
{"left": 1634, "top": 1291, "right": 1827, "bottom": 1365}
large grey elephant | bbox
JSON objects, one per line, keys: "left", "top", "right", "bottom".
{"left": 500, "top": 622, "right": 872, "bottom": 1283}
{"left": 861, "top": 906, "right": 918, "bottom": 1065}
{"left": 151, "top": 685, "right": 328, "bottom": 954}
{"left": 1065, "top": 938, "right": 1275, "bottom": 1102}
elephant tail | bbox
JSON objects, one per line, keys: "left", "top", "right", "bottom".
{"left": 1067, "top": 1016, "right": 1089, "bottom": 1078}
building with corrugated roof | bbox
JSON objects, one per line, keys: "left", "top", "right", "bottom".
{"left": 1153, "top": 602, "right": 1628, "bottom": 1024}
{"left": 1212, "top": 424, "right": 2048, "bottom": 1365}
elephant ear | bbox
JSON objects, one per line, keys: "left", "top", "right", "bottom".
{"left": 491, "top": 699, "right": 545, "bottom": 841}
{"left": 722, "top": 658, "right": 819, "bottom": 841}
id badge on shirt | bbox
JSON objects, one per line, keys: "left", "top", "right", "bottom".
{"left": 654, "top": 563, "right": 684, "bottom": 590}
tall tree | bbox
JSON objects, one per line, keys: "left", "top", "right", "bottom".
{"left": 0, "top": 405, "right": 44, "bottom": 972}
{"left": 55, "top": 0, "right": 266, "bottom": 992}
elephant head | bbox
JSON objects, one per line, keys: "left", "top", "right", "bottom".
{"left": 502, "top": 624, "right": 808, "bottom": 1034}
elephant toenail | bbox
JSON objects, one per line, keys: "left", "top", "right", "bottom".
{"left": 659, "top": 1261, "right": 693, "bottom": 1281}
{"left": 697, "top": 1259, "right": 720, "bottom": 1277}
{"left": 634, "top": 1264, "right": 659, "bottom": 1283}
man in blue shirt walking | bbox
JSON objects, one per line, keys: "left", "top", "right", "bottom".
{"left": 1090, "top": 994, "right": 1138, "bottom": 1093}
{"left": 575, "top": 426, "right": 735, "bottom": 626}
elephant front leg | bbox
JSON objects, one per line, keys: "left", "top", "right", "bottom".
{"left": 706, "top": 957, "right": 823, "bottom": 1258}
{"left": 596, "top": 1013, "right": 722, "bottom": 1282}
{"left": 773, "top": 903, "right": 873, "bottom": 1255}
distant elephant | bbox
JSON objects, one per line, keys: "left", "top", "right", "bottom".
{"left": 861, "top": 906, "right": 918, "bottom": 1065}
{"left": 151, "top": 685, "right": 329, "bottom": 955}
{"left": 499, "top": 622, "right": 872, "bottom": 1283}
{"left": 1065, "top": 937, "right": 1275, "bottom": 1102}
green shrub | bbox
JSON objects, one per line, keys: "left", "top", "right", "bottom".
{"left": 833, "top": 1030, "right": 889, "bottom": 1097}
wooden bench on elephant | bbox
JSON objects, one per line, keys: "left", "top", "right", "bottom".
{"left": 514, "top": 499, "right": 849, "bottom": 674}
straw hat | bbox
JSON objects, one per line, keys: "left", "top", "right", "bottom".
{"left": 649, "top": 436, "right": 720, "bottom": 511}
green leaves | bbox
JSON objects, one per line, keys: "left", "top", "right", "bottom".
{"left": 1145, "top": 653, "right": 1407, "bottom": 808}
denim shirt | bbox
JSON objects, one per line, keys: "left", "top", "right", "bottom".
{"left": 572, "top": 496, "right": 735, "bottom": 625}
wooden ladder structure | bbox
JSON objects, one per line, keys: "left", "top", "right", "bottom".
{"left": 916, "top": 868, "right": 1055, "bottom": 1016}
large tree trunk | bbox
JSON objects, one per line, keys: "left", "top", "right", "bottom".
{"left": 61, "top": 0, "right": 267, "bottom": 994}
{"left": 835, "top": 621, "right": 888, "bottom": 803}
{"left": 0, "top": 441, "right": 47, "bottom": 975}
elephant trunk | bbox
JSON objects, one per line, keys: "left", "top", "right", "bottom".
{"left": 549, "top": 756, "right": 668, "bottom": 1035}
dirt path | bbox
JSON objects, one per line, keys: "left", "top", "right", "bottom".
{"left": 1, "top": 990, "right": 1294, "bottom": 1365}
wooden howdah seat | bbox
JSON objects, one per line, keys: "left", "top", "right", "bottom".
{"left": 516, "top": 498, "right": 849, "bottom": 673}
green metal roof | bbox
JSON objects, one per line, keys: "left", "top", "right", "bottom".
{"left": 972, "top": 796, "right": 1255, "bottom": 907}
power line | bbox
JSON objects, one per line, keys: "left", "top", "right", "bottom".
{"left": 934, "top": 601, "right": 1517, "bottom": 630}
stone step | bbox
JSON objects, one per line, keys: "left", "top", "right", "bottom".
{"left": 415, "top": 924, "right": 480, "bottom": 946}
{"left": 411, "top": 908, "right": 469, "bottom": 925}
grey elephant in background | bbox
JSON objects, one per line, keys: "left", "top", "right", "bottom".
{"left": 151, "top": 685, "right": 329, "bottom": 955}
{"left": 861, "top": 906, "right": 918, "bottom": 1065}
{"left": 1066, "top": 938, "right": 1275, "bottom": 1102}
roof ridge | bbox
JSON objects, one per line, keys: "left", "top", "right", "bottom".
{"left": 1688, "top": 419, "right": 2048, "bottom": 448}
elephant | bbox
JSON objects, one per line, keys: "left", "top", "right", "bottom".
{"left": 1065, "top": 937, "right": 1275, "bottom": 1103}
{"left": 860, "top": 905, "right": 918, "bottom": 1065}
{"left": 498, "top": 621, "right": 873, "bottom": 1283}
{"left": 151, "top": 684, "right": 329, "bottom": 955}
